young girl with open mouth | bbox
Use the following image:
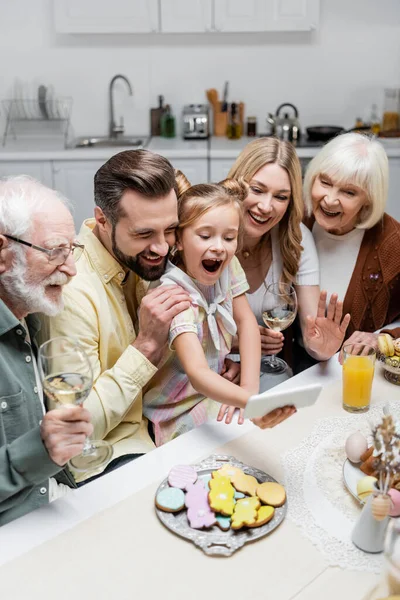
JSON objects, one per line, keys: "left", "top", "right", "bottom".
{"left": 143, "top": 176, "right": 261, "bottom": 446}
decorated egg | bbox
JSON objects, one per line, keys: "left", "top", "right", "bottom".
{"left": 345, "top": 431, "right": 368, "bottom": 464}
{"left": 388, "top": 488, "right": 400, "bottom": 517}
{"left": 357, "top": 476, "right": 378, "bottom": 501}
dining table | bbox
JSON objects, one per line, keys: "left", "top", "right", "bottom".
{"left": 0, "top": 354, "right": 399, "bottom": 600}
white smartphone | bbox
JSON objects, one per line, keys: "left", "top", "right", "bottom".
{"left": 243, "top": 383, "right": 323, "bottom": 419}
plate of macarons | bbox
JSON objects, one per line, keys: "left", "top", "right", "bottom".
{"left": 343, "top": 431, "right": 400, "bottom": 516}
{"left": 154, "top": 454, "right": 287, "bottom": 556}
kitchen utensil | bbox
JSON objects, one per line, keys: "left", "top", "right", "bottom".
{"left": 275, "top": 103, "right": 301, "bottom": 142}
{"left": 182, "top": 104, "right": 209, "bottom": 139}
{"left": 150, "top": 94, "right": 164, "bottom": 136}
{"left": 38, "top": 85, "right": 49, "bottom": 119}
{"left": 206, "top": 88, "right": 219, "bottom": 110}
{"left": 306, "top": 126, "right": 344, "bottom": 142}
{"left": 221, "top": 81, "right": 229, "bottom": 112}
{"left": 155, "top": 454, "right": 287, "bottom": 556}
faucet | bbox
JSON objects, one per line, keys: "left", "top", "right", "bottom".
{"left": 109, "top": 74, "right": 133, "bottom": 138}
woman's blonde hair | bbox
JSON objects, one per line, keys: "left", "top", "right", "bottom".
{"left": 303, "top": 133, "right": 388, "bottom": 229}
{"left": 227, "top": 137, "right": 304, "bottom": 286}
{"left": 173, "top": 170, "right": 247, "bottom": 256}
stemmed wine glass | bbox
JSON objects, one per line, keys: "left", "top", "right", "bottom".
{"left": 260, "top": 282, "right": 298, "bottom": 374}
{"left": 38, "top": 336, "right": 113, "bottom": 472}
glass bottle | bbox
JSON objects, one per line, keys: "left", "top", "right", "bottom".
{"left": 246, "top": 116, "right": 257, "bottom": 137}
{"left": 382, "top": 88, "right": 400, "bottom": 132}
{"left": 227, "top": 102, "right": 241, "bottom": 140}
{"left": 370, "top": 104, "right": 380, "bottom": 136}
{"left": 160, "top": 104, "right": 176, "bottom": 138}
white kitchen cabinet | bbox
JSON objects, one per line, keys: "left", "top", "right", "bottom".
{"left": 210, "top": 158, "right": 235, "bottom": 182}
{"left": 160, "top": 0, "right": 212, "bottom": 33}
{"left": 387, "top": 158, "right": 400, "bottom": 222}
{"left": 214, "top": 0, "right": 319, "bottom": 33}
{"left": 52, "top": 161, "right": 104, "bottom": 231}
{"left": 54, "top": 0, "right": 159, "bottom": 33}
{"left": 0, "top": 161, "right": 53, "bottom": 187}
{"left": 170, "top": 158, "right": 208, "bottom": 185}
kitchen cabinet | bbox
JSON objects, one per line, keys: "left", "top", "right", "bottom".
{"left": 0, "top": 161, "right": 53, "bottom": 188}
{"left": 52, "top": 161, "right": 104, "bottom": 230}
{"left": 210, "top": 158, "right": 234, "bottom": 182}
{"left": 54, "top": 0, "right": 159, "bottom": 33}
{"left": 170, "top": 158, "right": 208, "bottom": 185}
{"left": 214, "top": 0, "right": 319, "bottom": 33}
{"left": 387, "top": 158, "right": 400, "bottom": 222}
{"left": 160, "top": 0, "right": 212, "bottom": 33}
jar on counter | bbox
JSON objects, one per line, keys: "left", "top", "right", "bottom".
{"left": 382, "top": 88, "right": 400, "bottom": 132}
{"left": 246, "top": 116, "right": 257, "bottom": 137}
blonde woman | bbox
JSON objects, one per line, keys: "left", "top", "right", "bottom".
{"left": 303, "top": 132, "right": 400, "bottom": 356}
{"left": 227, "top": 137, "right": 350, "bottom": 372}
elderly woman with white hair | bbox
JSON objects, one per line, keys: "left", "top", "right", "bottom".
{"left": 302, "top": 132, "right": 400, "bottom": 360}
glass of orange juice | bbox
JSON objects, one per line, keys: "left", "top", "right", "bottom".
{"left": 342, "top": 344, "right": 376, "bottom": 413}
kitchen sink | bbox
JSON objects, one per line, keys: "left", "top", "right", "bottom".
{"left": 72, "top": 136, "right": 149, "bottom": 149}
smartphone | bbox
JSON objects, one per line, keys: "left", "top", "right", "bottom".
{"left": 244, "top": 383, "right": 323, "bottom": 419}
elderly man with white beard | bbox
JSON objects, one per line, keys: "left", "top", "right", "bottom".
{"left": 0, "top": 176, "right": 93, "bottom": 526}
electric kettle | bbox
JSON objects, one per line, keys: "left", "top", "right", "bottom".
{"left": 274, "top": 103, "right": 301, "bottom": 142}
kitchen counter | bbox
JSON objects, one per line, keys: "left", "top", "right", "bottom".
{"left": 1, "top": 135, "right": 400, "bottom": 160}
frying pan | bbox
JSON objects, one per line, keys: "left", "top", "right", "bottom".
{"left": 306, "top": 125, "right": 371, "bottom": 142}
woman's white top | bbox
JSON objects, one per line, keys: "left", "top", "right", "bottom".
{"left": 246, "top": 223, "right": 319, "bottom": 325}
{"left": 312, "top": 222, "right": 365, "bottom": 303}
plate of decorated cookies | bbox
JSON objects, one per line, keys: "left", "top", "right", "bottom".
{"left": 154, "top": 454, "right": 287, "bottom": 556}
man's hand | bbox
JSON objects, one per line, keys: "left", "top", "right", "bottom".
{"left": 252, "top": 406, "right": 296, "bottom": 430}
{"left": 40, "top": 406, "right": 93, "bottom": 467}
{"left": 338, "top": 331, "right": 378, "bottom": 364}
{"left": 259, "top": 326, "right": 284, "bottom": 355}
{"left": 134, "top": 285, "right": 191, "bottom": 366}
{"left": 304, "top": 291, "right": 351, "bottom": 361}
{"left": 220, "top": 358, "right": 240, "bottom": 384}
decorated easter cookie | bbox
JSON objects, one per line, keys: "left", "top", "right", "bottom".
{"left": 209, "top": 472, "right": 235, "bottom": 516}
{"left": 234, "top": 491, "right": 245, "bottom": 500}
{"left": 155, "top": 487, "right": 185, "bottom": 513}
{"left": 256, "top": 482, "right": 286, "bottom": 507}
{"left": 231, "top": 497, "right": 260, "bottom": 530}
{"left": 248, "top": 505, "right": 275, "bottom": 528}
{"left": 215, "top": 515, "right": 231, "bottom": 531}
{"left": 218, "top": 464, "right": 244, "bottom": 481}
{"left": 185, "top": 481, "right": 216, "bottom": 529}
{"left": 168, "top": 464, "right": 198, "bottom": 490}
{"left": 231, "top": 471, "right": 259, "bottom": 496}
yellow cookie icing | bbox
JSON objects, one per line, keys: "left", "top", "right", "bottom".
{"left": 248, "top": 505, "right": 275, "bottom": 528}
{"left": 217, "top": 464, "right": 244, "bottom": 481}
{"left": 208, "top": 473, "right": 235, "bottom": 516}
{"left": 231, "top": 471, "right": 259, "bottom": 496}
{"left": 231, "top": 497, "right": 261, "bottom": 530}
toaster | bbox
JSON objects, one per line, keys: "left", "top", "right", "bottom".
{"left": 182, "top": 104, "right": 209, "bottom": 139}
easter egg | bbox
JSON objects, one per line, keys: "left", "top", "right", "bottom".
{"left": 345, "top": 431, "right": 368, "bottom": 464}
{"left": 388, "top": 488, "right": 400, "bottom": 517}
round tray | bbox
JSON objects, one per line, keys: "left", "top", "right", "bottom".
{"left": 343, "top": 458, "right": 364, "bottom": 505}
{"left": 154, "top": 454, "right": 287, "bottom": 556}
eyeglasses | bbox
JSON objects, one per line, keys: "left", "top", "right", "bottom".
{"left": 4, "top": 235, "right": 85, "bottom": 266}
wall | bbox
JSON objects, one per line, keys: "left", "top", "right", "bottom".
{"left": 0, "top": 0, "right": 399, "bottom": 139}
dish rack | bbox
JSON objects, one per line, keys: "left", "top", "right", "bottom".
{"left": 2, "top": 97, "right": 73, "bottom": 147}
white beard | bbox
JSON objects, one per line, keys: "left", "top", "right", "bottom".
{"left": 1, "top": 251, "right": 69, "bottom": 316}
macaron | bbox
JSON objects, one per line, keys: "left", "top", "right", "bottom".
{"left": 357, "top": 476, "right": 378, "bottom": 501}
{"left": 378, "top": 333, "right": 395, "bottom": 357}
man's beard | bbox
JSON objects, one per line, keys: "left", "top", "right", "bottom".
{"left": 111, "top": 226, "right": 169, "bottom": 281}
{"left": 0, "top": 250, "right": 70, "bottom": 317}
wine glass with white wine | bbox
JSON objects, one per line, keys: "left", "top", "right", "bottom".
{"left": 38, "top": 336, "right": 113, "bottom": 472}
{"left": 261, "top": 282, "right": 298, "bottom": 374}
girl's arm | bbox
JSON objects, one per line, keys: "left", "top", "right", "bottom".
{"left": 232, "top": 293, "right": 261, "bottom": 395}
{"left": 173, "top": 333, "right": 249, "bottom": 408}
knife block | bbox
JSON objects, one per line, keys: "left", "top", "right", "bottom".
{"left": 213, "top": 103, "right": 229, "bottom": 137}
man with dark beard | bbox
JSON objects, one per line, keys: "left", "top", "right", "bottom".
{"left": 41, "top": 150, "right": 241, "bottom": 484}
{"left": 0, "top": 176, "right": 93, "bottom": 525}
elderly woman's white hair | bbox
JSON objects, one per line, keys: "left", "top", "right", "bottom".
{"left": 0, "top": 175, "right": 71, "bottom": 239}
{"left": 303, "top": 133, "right": 388, "bottom": 230}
